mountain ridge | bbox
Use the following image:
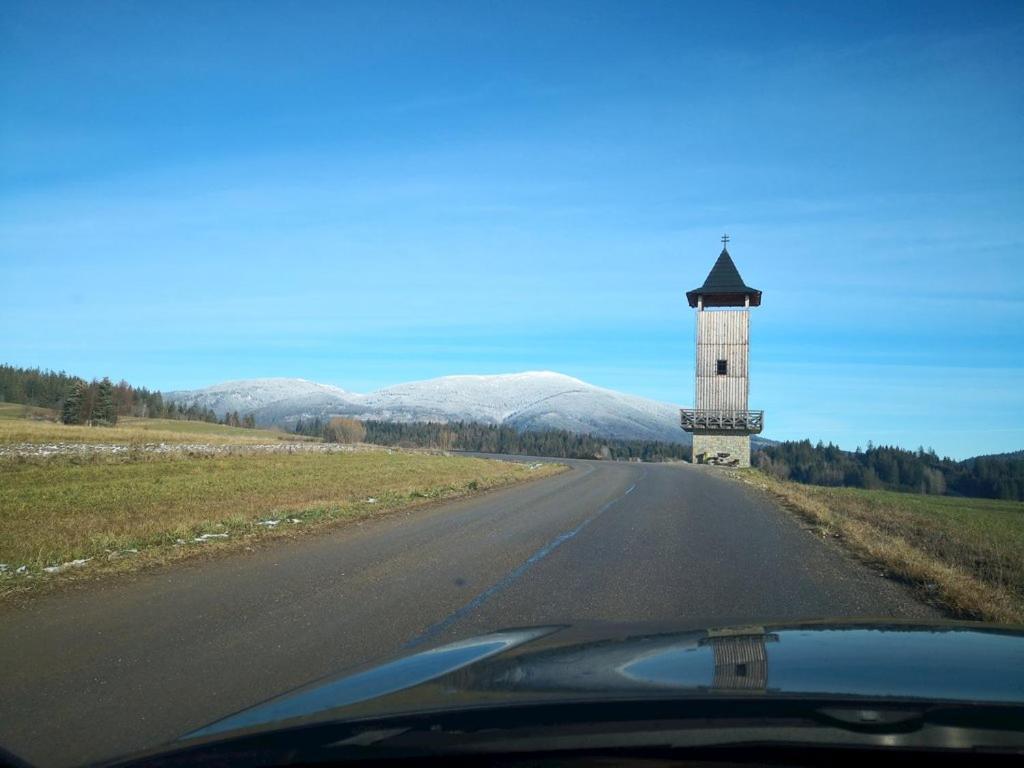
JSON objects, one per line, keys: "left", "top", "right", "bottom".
{"left": 167, "top": 371, "right": 698, "bottom": 445}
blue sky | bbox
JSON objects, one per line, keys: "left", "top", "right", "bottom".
{"left": 1, "top": 0, "right": 1021, "bottom": 458}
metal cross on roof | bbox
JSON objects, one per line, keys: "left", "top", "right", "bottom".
{"left": 721, "top": 233, "right": 730, "bottom": 247}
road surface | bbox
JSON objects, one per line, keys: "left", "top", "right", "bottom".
{"left": 0, "top": 458, "right": 938, "bottom": 766}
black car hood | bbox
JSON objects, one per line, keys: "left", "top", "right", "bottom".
{"left": 186, "top": 619, "right": 1024, "bottom": 741}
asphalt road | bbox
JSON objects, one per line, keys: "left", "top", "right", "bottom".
{"left": 0, "top": 457, "right": 938, "bottom": 766}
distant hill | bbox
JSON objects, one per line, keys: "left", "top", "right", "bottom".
{"left": 967, "top": 449, "right": 1024, "bottom": 461}
{"left": 167, "top": 371, "right": 709, "bottom": 445}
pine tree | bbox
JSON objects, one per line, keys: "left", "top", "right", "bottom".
{"left": 61, "top": 380, "right": 86, "bottom": 425}
{"left": 93, "top": 378, "right": 117, "bottom": 426}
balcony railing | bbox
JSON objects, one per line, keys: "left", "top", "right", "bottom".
{"left": 681, "top": 408, "right": 764, "bottom": 434}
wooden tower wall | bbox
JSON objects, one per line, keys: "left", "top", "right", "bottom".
{"left": 695, "top": 309, "right": 749, "bottom": 411}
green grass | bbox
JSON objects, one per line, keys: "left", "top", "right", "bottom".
{"left": 117, "top": 416, "right": 310, "bottom": 441}
{"left": 0, "top": 402, "right": 57, "bottom": 420}
{"left": 836, "top": 487, "right": 1024, "bottom": 561}
{"left": 0, "top": 450, "right": 564, "bottom": 594}
{"left": 742, "top": 471, "right": 1024, "bottom": 623}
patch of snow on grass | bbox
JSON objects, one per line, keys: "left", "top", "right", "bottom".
{"left": 193, "top": 533, "right": 229, "bottom": 542}
{"left": 43, "top": 558, "right": 92, "bottom": 574}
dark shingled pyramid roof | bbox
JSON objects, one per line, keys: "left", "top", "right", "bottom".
{"left": 686, "top": 248, "right": 761, "bottom": 308}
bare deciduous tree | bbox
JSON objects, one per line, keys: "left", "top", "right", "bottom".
{"left": 323, "top": 417, "right": 366, "bottom": 444}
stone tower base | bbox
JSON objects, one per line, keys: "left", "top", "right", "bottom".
{"left": 692, "top": 432, "right": 751, "bottom": 468}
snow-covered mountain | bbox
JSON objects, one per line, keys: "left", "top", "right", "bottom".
{"left": 167, "top": 371, "right": 693, "bottom": 445}
{"left": 353, "top": 372, "right": 687, "bottom": 443}
{"left": 165, "top": 378, "right": 356, "bottom": 419}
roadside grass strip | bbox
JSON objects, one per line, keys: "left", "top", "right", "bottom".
{"left": 737, "top": 470, "right": 1024, "bottom": 624}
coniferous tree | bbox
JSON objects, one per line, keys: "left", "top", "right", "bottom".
{"left": 93, "top": 378, "right": 117, "bottom": 426}
{"left": 61, "top": 380, "right": 87, "bottom": 425}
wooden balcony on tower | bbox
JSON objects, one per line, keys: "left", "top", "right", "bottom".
{"left": 680, "top": 408, "right": 764, "bottom": 434}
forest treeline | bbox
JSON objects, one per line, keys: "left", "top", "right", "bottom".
{"left": 0, "top": 364, "right": 252, "bottom": 428}
{"left": 352, "top": 419, "right": 692, "bottom": 462}
{"left": 754, "top": 440, "right": 1024, "bottom": 501}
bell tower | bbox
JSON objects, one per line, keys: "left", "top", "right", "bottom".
{"left": 681, "top": 236, "right": 763, "bottom": 467}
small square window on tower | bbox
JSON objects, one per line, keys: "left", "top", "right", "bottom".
{"left": 716, "top": 359, "right": 728, "bottom": 376}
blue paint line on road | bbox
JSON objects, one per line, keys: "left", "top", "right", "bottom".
{"left": 404, "top": 470, "right": 647, "bottom": 649}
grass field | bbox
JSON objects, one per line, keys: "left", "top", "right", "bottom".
{"left": 0, "top": 403, "right": 309, "bottom": 445}
{"left": 742, "top": 471, "right": 1024, "bottom": 623}
{"left": 0, "top": 449, "right": 562, "bottom": 596}
{"left": 0, "top": 402, "right": 57, "bottom": 421}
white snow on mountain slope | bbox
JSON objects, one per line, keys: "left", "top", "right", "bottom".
{"left": 167, "top": 371, "right": 691, "bottom": 444}
{"left": 358, "top": 372, "right": 595, "bottom": 423}
{"left": 353, "top": 372, "right": 685, "bottom": 443}
{"left": 165, "top": 378, "right": 356, "bottom": 417}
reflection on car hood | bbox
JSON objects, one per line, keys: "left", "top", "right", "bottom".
{"left": 187, "top": 620, "right": 1024, "bottom": 740}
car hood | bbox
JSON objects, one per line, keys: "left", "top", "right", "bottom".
{"left": 186, "top": 619, "right": 1024, "bottom": 741}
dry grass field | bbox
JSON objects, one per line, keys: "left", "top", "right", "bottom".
{"left": 741, "top": 470, "right": 1024, "bottom": 624}
{"left": 0, "top": 403, "right": 308, "bottom": 445}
